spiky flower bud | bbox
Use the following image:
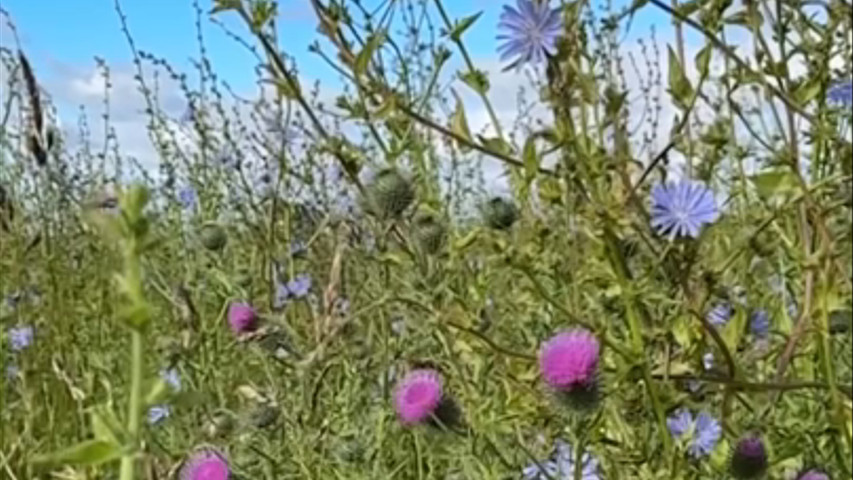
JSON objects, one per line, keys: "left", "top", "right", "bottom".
{"left": 414, "top": 213, "right": 446, "bottom": 254}
{"left": 484, "top": 197, "right": 517, "bottom": 230}
{"left": 369, "top": 169, "right": 415, "bottom": 218}
{"left": 200, "top": 223, "right": 227, "bottom": 251}
{"left": 731, "top": 436, "right": 768, "bottom": 479}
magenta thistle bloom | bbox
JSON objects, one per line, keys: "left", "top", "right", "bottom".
{"left": 180, "top": 450, "right": 230, "bottom": 480}
{"left": 227, "top": 302, "right": 259, "bottom": 335}
{"left": 539, "top": 329, "right": 599, "bottom": 390}
{"left": 393, "top": 369, "right": 443, "bottom": 425}
{"left": 798, "top": 470, "right": 829, "bottom": 480}
{"left": 650, "top": 180, "right": 719, "bottom": 239}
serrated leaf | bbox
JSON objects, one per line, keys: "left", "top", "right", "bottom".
{"left": 667, "top": 46, "right": 694, "bottom": 109}
{"left": 695, "top": 44, "right": 712, "bottom": 78}
{"left": 355, "top": 30, "right": 387, "bottom": 77}
{"left": 449, "top": 12, "right": 483, "bottom": 42}
{"left": 32, "top": 440, "right": 122, "bottom": 467}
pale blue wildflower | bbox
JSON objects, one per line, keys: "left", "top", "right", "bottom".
{"left": 750, "top": 310, "right": 771, "bottom": 338}
{"left": 650, "top": 180, "right": 720, "bottom": 239}
{"left": 828, "top": 80, "right": 852, "bottom": 106}
{"left": 497, "top": 0, "right": 563, "bottom": 68}
{"left": 707, "top": 302, "right": 732, "bottom": 327}
{"left": 667, "top": 408, "right": 722, "bottom": 458}
{"left": 160, "top": 368, "right": 181, "bottom": 391}
{"left": 8, "top": 325, "right": 34, "bottom": 351}
{"left": 148, "top": 405, "right": 171, "bottom": 425}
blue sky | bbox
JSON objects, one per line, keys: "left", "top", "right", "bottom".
{"left": 2, "top": 0, "right": 668, "bottom": 93}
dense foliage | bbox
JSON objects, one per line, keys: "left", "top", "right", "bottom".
{"left": 1, "top": 0, "right": 852, "bottom": 478}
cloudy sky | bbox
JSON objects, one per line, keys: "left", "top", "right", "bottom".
{"left": 0, "top": 0, "right": 703, "bottom": 190}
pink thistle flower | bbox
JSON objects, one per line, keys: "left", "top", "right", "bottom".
{"left": 539, "top": 329, "right": 600, "bottom": 390}
{"left": 227, "top": 302, "right": 258, "bottom": 335}
{"left": 393, "top": 369, "right": 443, "bottom": 425}
{"left": 180, "top": 450, "right": 230, "bottom": 480}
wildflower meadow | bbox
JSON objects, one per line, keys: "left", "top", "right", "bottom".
{"left": 1, "top": 0, "right": 852, "bottom": 478}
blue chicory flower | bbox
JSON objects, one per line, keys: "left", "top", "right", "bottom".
{"left": 178, "top": 186, "right": 197, "bottom": 211}
{"left": 8, "top": 325, "right": 34, "bottom": 351}
{"left": 523, "top": 439, "right": 600, "bottom": 479}
{"left": 828, "top": 80, "right": 852, "bottom": 106}
{"left": 707, "top": 302, "right": 732, "bottom": 327}
{"left": 160, "top": 368, "right": 181, "bottom": 391}
{"left": 497, "top": 0, "right": 563, "bottom": 69}
{"left": 650, "top": 180, "right": 720, "bottom": 239}
{"left": 667, "top": 408, "right": 722, "bottom": 458}
{"left": 285, "top": 275, "right": 312, "bottom": 299}
{"left": 148, "top": 405, "right": 171, "bottom": 425}
{"left": 750, "top": 310, "right": 771, "bottom": 338}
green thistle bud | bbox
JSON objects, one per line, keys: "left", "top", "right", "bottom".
{"left": 249, "top": 404, "right": 280, "bottom": 429}
{"left": 199, "top": 223, "right": 227, "bottom": 251}
{"left": 369, "top": 169, "right": 415, "bottom": 218}
{"left": 414, "top": 213, "right": 446, "bottom": 254}
{"left": 483, "top": 197, "right": 517, "bottom": 230}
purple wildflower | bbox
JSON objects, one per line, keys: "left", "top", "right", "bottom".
{"left": 178, "top": 186, "right": 197, "bottom": 210}
{"left": 497, "top": 0, "right": 563, "bottom": 68}
{"left": 650, "top": 180, "right": 720, "bottom": 239}
{"left": 667, "top": 408, "right": 722, "bottom": 458}
{"left": 227, "top": 302, "right": 259, "bottom": 335}
{"left": 798, "top": 470, "right": 829, "bottom": 480}
{"left": 707, "top": 302, "right": 732, "bottom": 327}
{"left": 180, "top": 450, "right": 230, "bottom": 480}
{"left": 393, "top": 369, "right": 443, "bottom": 425}
{"left": 285, "top": 275, "right": 312, "bottom": 299}
{"left": 539, "top": 329, "right": 599, "bottom": 390}
{"left": 750, "top": 310, "right": 771, "bottom": 338}
{"left": 8, "top": 325, "right": 34, "bottom": 351}
{"left": 522, "top": 459, "right": 559, "bottom": 480}
{"left": 148, "top": 405, "right": 171, "bottom": 425}
{"left": 731, "top": 436, "right": 768, "bottom": 479}
{"left": 828, "top": 80, "right": 852, "bottom": 106}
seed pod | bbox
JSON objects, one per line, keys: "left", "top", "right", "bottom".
{"left": 199, "top": 223, "right": 227, "bottom": 251}
{"left": 483, "top": 197, "right": 517, "bottom": 230}
{"left": 414, "top": 213, "right": 446, "bottom": 254}
{"left": 369, "top": 169, "right": 415, "bottom": 218}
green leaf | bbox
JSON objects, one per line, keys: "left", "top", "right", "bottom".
{"left": 667, "top": 46, "right": 694, "bottom": 109}
{"left": 449, "top": 92, "right": 473, "bottom": 152}
{"left": 32, "top": 440, "right": 122, "bottom": 467}
{"left": 143, "top": 378, "right": 168, "bottom": 406}
{"left": 722, "top": 309, "right": 747, "bottom": 353}
{"left": 355, "top": 30, "right": 387, "bottom": 77}
{"left": 90, "top": 405, "right": 125, "bottom": 445}
{"left": 792, "top": 76, "right": 822, "bottom": 106}
{"left": 250, "top": 0, "right": 277, "bottom": 31}
{"left": 522, "top": 136, "right": 538, "bottom": 180}
{"left": 452, "top": 229, "right": 480, "bottom": 251}
{"left": 750, "top": 168, "right": 799, "bottom": 199}
{"left": 476, "top": 135, "right": 512, "bottom": 156}
{"left": 210, "top": 0, "right": 242, "bottom": 14}
{"left": 695, "top": 44, "right": 712, "bottom": 78}
{"left": 449, "top": 12, "right": 483, "bottom": 42}
{"left": 459, "top": 69, "right": 490, "bottom": 95}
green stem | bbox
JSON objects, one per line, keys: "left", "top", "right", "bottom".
{"left": 603, "top": 225, "right": 672, "bottom": 454}
{"left": 119, "top": 329, "right": 143, "bottom": 480}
